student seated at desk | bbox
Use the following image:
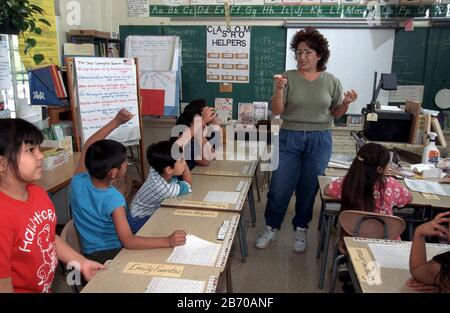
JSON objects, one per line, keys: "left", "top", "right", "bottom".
{"left": 324, "top": 143, "right": 413, "bottom": 253}
{"left": 0, "top": 118, "right": 104, "bottom": 293}
{"left": 173, "top": 99, "right": 222, "bottom": 170}
{"left": 128, "top": 141, "right": 192, "bottom": 233}
{"left": 409, "top": 211, "right": 450, "bottom": 293}
{"left": 70, "top": 109, "right": 186, "bottom": 265}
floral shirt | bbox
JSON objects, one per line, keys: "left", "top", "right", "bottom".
{"left": 325, "top": 176, "right": 412, "bottom": 215}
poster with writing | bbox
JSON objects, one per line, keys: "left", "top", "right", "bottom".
{"left": 74, "top": 57, "right": 141, "bottom": 145}
{"left": 127, "top": 0, "right": 149, "bottom": 17}
{"left": 140, "top": 71, "right": 177, "bottom": 108}
{"left": 0, "top": 37, "right": 12, "bottom": 89}
{"left": 125, "top": 35, "right": 180, "bottom": 71}
{"left": 206, "top": 26, "right": 251, "bottom": 83}
{"left": 214, "top": 98, "right": 233, "bottom": 124}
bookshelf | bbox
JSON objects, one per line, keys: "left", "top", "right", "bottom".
{"left": 68, "top": 30, "right": 120, "bottom": 58}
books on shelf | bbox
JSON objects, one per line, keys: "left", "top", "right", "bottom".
{"left": 215, "top": 98, "right": 233, "bottom": 124}
{"left": 63, "top": 43, "right": 95, "bottom": 56}
{"left": 28, "top": 65, "right": 67, "bottom": 106}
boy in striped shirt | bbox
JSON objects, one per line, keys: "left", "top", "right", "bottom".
{"left": 128, "top": 141, "right": 192, "bottom": 233}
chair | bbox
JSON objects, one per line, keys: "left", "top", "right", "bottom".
{"left": 329, "top": 210, "right": 406, "bottom": 293}
{"left": 60, "top": 220, "right": 83, "bottom": 292}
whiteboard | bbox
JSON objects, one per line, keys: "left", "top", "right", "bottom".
{"left": 286, "top": 28, "right": 395, "bottom": 115}
{"left": 74, "top": 57, "right": 141, "bottom": 145}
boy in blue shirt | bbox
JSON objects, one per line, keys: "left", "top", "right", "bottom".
{"left": 128, "top": 141, "right": 193, "bottom": 233}
{"left": 70, "top": 109, "right": 186, "bottom": 264}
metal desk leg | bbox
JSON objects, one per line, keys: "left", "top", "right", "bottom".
{"left": 238, "top": 216, "right": 248, "bottom": 262}
{"left": 254, "top": 172, "right": 261, "bottom": 202}
{"left": 319, "top": 214, "right": 333, "bottom": 289}
{"left": 316, "top": 211, "right": 326, "bottom": 260}
{"left": 248, "top": 184, "right": 256, "bottom": 227}
{"left": 226, "top": 262, "right": 233, "bottom": 293}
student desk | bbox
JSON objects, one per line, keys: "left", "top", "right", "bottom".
{"left": 161, "top": 174, "right": 253, "bottom": 263}
{"left": 82, "top": 260, "right": 220, "bottom": 293}
{"left": 344, "top": 237, "right": 450, "bottom": 293}
{"left": 216, "top": 140, "right": 269, "bottom": 203}
{"left": 191, "top": 159, "right": 258, "bottom": 227}
{"left": 37, "top": 152, "right": 80, "bottom": 193}
{"left": 316, "top": 175, "right": 450, "bottom": 289}
{"left": 82, "top": 207, "right": 239, "bottom": 293}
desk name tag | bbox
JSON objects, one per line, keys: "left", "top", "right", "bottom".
{"left": 123, "top": 262, "right": 183, "bottom": 278}
{"left": 174, "top": 209, "right": 218, "bottom": 218}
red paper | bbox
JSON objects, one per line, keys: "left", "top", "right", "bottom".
{"left": 404, "top": 19, "right": 414, "bottom": 32}
{"left": 140, "top": 89, "right": 165, "bottom": 116}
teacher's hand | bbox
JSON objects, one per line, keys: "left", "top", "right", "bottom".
{"left": 343, "top": 90, "right": 358, "bottom": 105}
{"left": 273, "top": 74, "right": 287, "bottom": 90}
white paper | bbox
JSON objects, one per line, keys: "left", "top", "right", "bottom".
{"left": 146, "top": 277, "right": 205, "bottom": 293}
{"left": 369, "top": 242, "right": 450, "bottom": 270}
{"left": 206, "top": 26, "right": 251, "bottom": 83}
{"left": 404, "top": 178, "right": 447, "bottom": 196}
{"left": 140, "top": 71, "right": 177, "bottom": 107}
{"left": 0, "top": 37, "right": 12, "bottom": 89}
{"left": 168, "top": 234, "right": 222, "bottom": 267}
{"left": 125, "top": 36, "right": 179, "bottom": 71}
{"left": 204, "top": 191, "right": 240, "bottom": 204}
{"left": 127, "top": 0, "right": 149, "bottom": 17}
{"left": 389, "top": 85, "right": 424, "bottom": 103}
{"left": 380, "top": 105, "right": 402, "bottom": 112}
{"left": 74, "top": 58, "right": 141, "bottom": 144}
{"left": 328, "top": 154, "right": 354, "bottom": 169}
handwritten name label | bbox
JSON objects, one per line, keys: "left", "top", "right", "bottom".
{"left": 180, "top": 201, "right": 230, "bottom": 210}
{"left": 347, "top": 247, "right": 382, "bottom": 286}
{"left": 174, "top": 209, "right": 219, "bottom": 218}
{"left": 123, "top": 262, "right": 183, "bottom": 278}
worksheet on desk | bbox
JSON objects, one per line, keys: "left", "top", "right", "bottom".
{"left": 146, "top": 277, "right": 205, "bottom": 293}
{"left": 204, "top": 191, "right": 240, "bottom": 204}
{"left": 368, "top": 242, "right": 450, "bottom": 270}
{"left": 168, "top": 234, "right": 222, "bottom": 267}
{"left": 404, "top": 178, "right": 448, "bottom": 196}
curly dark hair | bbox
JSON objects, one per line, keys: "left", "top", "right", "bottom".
{"left": 290, "top": 27, "right": 330, "bottom": 71}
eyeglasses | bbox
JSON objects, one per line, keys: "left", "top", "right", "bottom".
{"left": 295, "top": 49, "right": 315, "bottom": 57}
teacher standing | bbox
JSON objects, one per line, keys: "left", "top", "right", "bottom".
{"left": 255, "top": 27, "right": 358, "bottom": 253}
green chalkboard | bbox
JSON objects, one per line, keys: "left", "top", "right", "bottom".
{"left": 120, "top": 25, "right": 286, "bottom": 118}
{"left": 392, "top": 28, "right": 450, "bottom": 111}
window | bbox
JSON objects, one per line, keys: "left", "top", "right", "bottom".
{"left": 1, "top": 35, "right": 41, "bottom": 121}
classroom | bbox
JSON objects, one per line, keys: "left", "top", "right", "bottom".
{"left": 0, "top": 0, "right": 450, "bottom": 296}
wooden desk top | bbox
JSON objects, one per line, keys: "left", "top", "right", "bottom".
{"left": 82, "top": 258, "right": 220, "bottom": 293}
{"left": 344, "top": 237, "right": 450, "bottom": 293}
{"left": 318, "top": 175, "right": 450, "bottom": 209}
{"left": 137, "top": 207, "right": 239, "bottom": 272}
{"left": 162, "top": 174, "right": 252, "bottom": 212}
{"left": 216, "top": 140, "right": 267, "bottom": 162}
{"left": 191, "top": 159, "right": 257, "bottom": 178}
{"left": 37, "top": 152, "right": 80, "bottom": 193}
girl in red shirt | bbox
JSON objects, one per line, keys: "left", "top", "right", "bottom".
{"left": 0, "top": 118, "right": 105, "bottom": 293}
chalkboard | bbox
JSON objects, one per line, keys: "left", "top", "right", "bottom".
{"left": 392, "top": 27, "right": 450, "bottom": 111}
{"left": 120, "top": 26, "right": 286, "bottom": 118}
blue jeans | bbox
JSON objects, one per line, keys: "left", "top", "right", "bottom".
{"left": 264, "top": 129, "right": 332, "bottom": 230}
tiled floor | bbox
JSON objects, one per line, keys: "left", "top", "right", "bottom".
{"left": 52, "top": 178, "right": 341, "bottom": 293}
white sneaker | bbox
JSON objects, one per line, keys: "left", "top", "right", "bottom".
{"left": 255, "top": 226, "right": 278, "bottom": 249}
{"left": 293, "top": 227, "right": 307, "bottom": 253}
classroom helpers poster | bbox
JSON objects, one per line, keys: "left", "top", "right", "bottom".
{"left": 206, "top": 26, "right": 251, "bottom": 83}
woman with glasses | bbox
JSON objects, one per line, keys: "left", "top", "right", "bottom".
{"left": 255, "top": 27, "right": 358, "bottom": 253}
